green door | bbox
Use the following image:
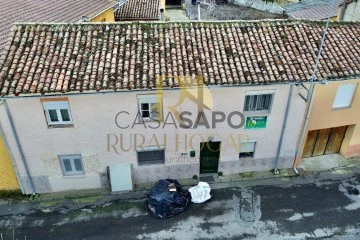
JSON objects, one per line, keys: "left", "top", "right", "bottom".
{"left": 200, "top": 141, "right": 221, "bottom": 174}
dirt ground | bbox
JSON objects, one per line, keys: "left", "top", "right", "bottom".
{"left": 187, "top": 2, "right": 288, "bottom": 20}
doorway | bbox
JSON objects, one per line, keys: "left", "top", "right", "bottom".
{"left": 166, "top": 0, "right": 182, "bottom": 5}
{"left": 303, "top": 126, "right": 347, "bottom": 158}
{"left": 199, "top": 141, "right": 221, "bottom": 174}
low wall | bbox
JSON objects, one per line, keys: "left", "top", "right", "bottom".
{"left": 232, "top": 0, "right": 285, "bottom": 14}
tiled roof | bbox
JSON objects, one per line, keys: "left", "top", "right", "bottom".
{"left": 0, "top": 0, "right": 117, "bottom": 53}
{"left": 283, "top": 0, "right": 342, "bottom": 20}
{"left": 115, "top": 0, "right": 160, "bottom": 20}
{"left": 1, "top": 20, "right": 360, "bottom": 96}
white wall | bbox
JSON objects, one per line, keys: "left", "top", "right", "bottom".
{"left": 0, "top": 84, "right": 306, "bottom": 193}
{"left": 344, "top": 1, "right": 360, "bottom": 21}
{"left": 232, "top": 0, "right": 286, "bottom": 14}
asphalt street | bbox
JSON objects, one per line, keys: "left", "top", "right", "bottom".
{"left": 1, "top": 176, "right": 360, "bottom": 240}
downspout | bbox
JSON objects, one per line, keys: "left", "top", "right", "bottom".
{"left": 339, "top": 0, "right": 347, "bottom": 21}
{"left": 0, "top": 102, "right": 24, "bottom": 193}
{"left": 1, "top": 99, "right": 36, "bottom": 195}
{"left": 294, "top": 0, "right": 336, "bottom": 170}
{"left": 273, "top": 84, "right": 293, "bottom": 175}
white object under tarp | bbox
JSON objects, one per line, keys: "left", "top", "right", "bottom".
{"left": 189, "top": 182, "right": 212, "bottom": 203}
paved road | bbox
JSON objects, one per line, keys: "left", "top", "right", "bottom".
{"left": 1, "top": 176, "right": 360, "bottom": 240}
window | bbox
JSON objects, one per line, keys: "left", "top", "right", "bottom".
{"left": 59, "top": 155, "right": 84, "bottom": 176}
{"left": 137, "top": 149, "right": 165, "bottom": 165}
{"left": 42, "top": 101, "right": 73, "bottom": 126}
{"left": 333, "top": 84, "right": 357, "bottom": 109}
{"left": 137, "top": 95, "right": 162, "bottom": 121}
{"left": 244, "top": 92, "right": 274, "bottom": 113}
{"left": 239, "top": 141, "right": 256, "bottom": 158}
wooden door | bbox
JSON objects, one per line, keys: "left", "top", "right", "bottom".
{"left": 303, "top": 126, "right": 347, "bottom": 158}
{"left": 303, "top": 130, "right": 318, "bottom": 158}
{"left": 325, "top": 126, "right": 347, "bottom": 154}
{"left": 313, "top": 128, "right": 332, "bottom": 156}
{"left": 200, "top": 141, "right": 221, "bottom": 174}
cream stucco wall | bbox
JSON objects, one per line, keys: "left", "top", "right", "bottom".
{"left": 90, "top": 8, "right": 115, "bottom": 22}
{"left": 0, "top": 84, "right": 306, "bottom": 193}
{"left": 307, "top": 79, "right": 360, "bottom": 131}
{"left": 301, "top": 79, "right": 360, "bottom": 159}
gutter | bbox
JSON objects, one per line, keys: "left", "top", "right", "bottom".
{"left": 1, "top": 99, "right": 36, "bottom": 195}
{"left": 0, "top": 102, "right": 24, "bottom": 193}
{"left": 273, "top": 84, "right": 293, "bottom": 175}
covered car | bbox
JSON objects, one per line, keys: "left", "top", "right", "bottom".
{"left": 145, "top": 179, "right": 191, "bottom": 219}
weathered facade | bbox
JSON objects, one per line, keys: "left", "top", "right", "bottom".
{"left": 297, "top": 79, "right": 360, "bottom": 162}
{"left": 0, "top": 20, "right": 360, "bottom": 193}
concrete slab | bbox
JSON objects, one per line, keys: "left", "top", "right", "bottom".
{"left": 299, "top": 154, "right": 360, "bottom": 172}
{"left": 166, "top": 9, "right": 189, "bottom": 21}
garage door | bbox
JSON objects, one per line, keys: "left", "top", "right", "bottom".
{"left": 303, "top": 126, "right": 347, "bottom": 158}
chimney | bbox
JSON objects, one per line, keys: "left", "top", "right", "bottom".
{"left": 160, "top": 8, "right": 164, "bottom": 21}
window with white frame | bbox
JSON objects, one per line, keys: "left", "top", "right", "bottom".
{"left": 59, "top": 154, "right": 84, "bottom": 176}
{"left": 244, "top": 91, "right": 274, "bottom": 113}
{"left": 137, "top": 95, "right": 162, "bottom": 121}
{"left": 239, "top": 141, "right": 256, "bottom": 158}
{"left": 42, "top": 101, "right": 73, "bottom": 126}
{"left": 333, "top": 84, "right": 357, "bottom": 109}
{"left": 137, "top": 148, "right": 165, "bottom": 165}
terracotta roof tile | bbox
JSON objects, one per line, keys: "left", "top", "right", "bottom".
{"left": 115, "top": 0, "right": 160, "bottom": 20}
{"left": 1, "top": 20, "right": 360, "bottom": 96}
{"left": 0, "top": 0, "right": 117, "bottom": 53}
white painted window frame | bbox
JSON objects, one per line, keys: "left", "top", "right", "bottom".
{"left": 244, "top": 90, "right": 275, "bottom": 114}
{"left": 137, "top": 94, "right": 163, "bottom": 121}
{"left": 42, "top": 101, "right": 73, "bottom": 126}
{"left": 58, "top": 154, "right": 84, "bottom": 176}
{"left": 333, "top": 84, "right": 357, "bottom": 109}
{"left": 239, "top": 140, "right": 257, "bottom": 158}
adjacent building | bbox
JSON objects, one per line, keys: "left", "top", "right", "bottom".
{"left": 0, "top": 20, "right": 359, "bottom": 194}
{"left": 283, "top": 0, "right": 359, "bottom": 21}
{"left": 0, "top": 0, "right": 120, "bottom": 192}
{"left": 115, "top": 0, "right": 164, "bottom": 21}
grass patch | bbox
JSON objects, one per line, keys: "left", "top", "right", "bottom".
{"left": 0, "top": 190, "right": 23, "bottom": 200}
{"left": 72, "top": 195, "right": 103, "bottom": 204}
{"left": 239, "top": 172, "right": 254, "bottom": 179}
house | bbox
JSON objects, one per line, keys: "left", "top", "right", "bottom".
{"left": 296, "top": 79, "right": 360, "bottom": 162}
{"left": 0, "top": 0, "right": 118, "bottom": 53}
{"left": 115, "top": 0, "right": 165, "bottom": 21}
{"left": 0, "top": 20, "right": 359, "bottom": 194}
{"left": 0, "top": 0, "right": 120, "bottom": 192}
{"left": 282, "top": 0, "right": 359, "bottom": 21}
{"left": 341, "top": 0, "right": 360, "bottom": 21}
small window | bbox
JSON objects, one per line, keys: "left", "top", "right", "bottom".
{"left": 333, "top": 84, "right": 357, "bottom": 109}
{"left": 59, "top": 154, "right": 84, "bottom": 176}
{"left": 137, "top": 149, "right": 165, "bottom": 165}
{"left": 137, "top": 95, "right": 162, "bottom": 121}
{"left": 244, "top": 93, "right": 273, "bottom": 113}
{"left": 239, "top": 141, "right": 256, "bottom": 158}
{"left": 42, "top": 101, "right": 73, "bottom": 127}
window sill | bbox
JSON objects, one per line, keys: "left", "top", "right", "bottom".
{"left": 48, "top": 124, "right": 74, "bottom": 129}
{"left": 62, "top": 174, "right": 86, "bottom": 179}
{"left": 243, "top": 111, "right": 270, "bottom": 116}
{"left": 138, "top": 162, "right": 165, "bottom": 167}
{"left": 332, "top": 106, "right": 351, "bottom": 111}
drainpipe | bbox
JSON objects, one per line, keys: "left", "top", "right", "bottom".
{"left": 273, "top": 84, "right": 293, "bottom": 175}
{"left": 294, "top": 0, "right": 335, "bottom": 170}
{"left": 339, "top": 0, "right": 347, "bottom": 21}
{"left": 197, "top": 1, "right": 201, "bottom": 20}
{"left": 0, "top": 105, "right": 24, "bottom": 193}
{"left": 1, "top": 99, "right": 36, "bottom": 195}
{"left": 160, "top": 8, "right": 165, "bottom": 21}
